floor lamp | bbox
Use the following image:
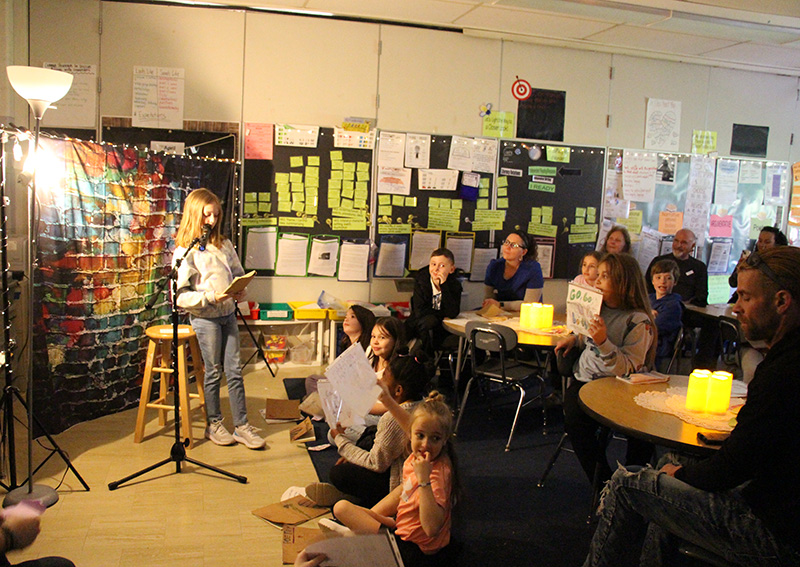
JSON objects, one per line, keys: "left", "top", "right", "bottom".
{"left": 4, "top": 65, "right": 73, "bottom": 508}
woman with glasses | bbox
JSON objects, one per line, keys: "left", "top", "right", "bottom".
{"left": 482, "top": 230, "right": 543, "bottom": 311}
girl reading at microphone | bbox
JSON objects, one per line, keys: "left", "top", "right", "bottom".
{"left": 174, "top": 188, "right": 265, "bottom": 449}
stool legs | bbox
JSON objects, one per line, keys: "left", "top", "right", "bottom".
{"left": 134, "top": 332, "right": 206, "bottom": 448}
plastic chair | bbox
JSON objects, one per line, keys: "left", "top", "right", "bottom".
{"left": 454, "top": 321, "right": 544, "bottom": 451}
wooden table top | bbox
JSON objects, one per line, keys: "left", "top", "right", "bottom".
{"left": 685, "top": 303, "right": 737, "bottom": 322}
{"left": 443, "top": 312, "right": 566, "bottom": 349}
{"left": 578, "top": 375, "right": 720, "bottom": 456}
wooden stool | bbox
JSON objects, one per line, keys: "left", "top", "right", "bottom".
{"left": 134, "top": 324, "right": 206, "bottom": 448}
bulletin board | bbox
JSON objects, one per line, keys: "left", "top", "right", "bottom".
{"left": 498, "top": 141, "right": 605, "bottom": 279}
{"left": 241, "top": 126, "right": 374, "bottom": 274}
{"left": 376, "top": 134, "right": 494, "bottom": 255}
{"left": 605, "top": 148, "right": 789, "bottom": 274}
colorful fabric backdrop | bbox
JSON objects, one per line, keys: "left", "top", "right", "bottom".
{"left": 32, "top": 137, "right": 235, "bottom": 435}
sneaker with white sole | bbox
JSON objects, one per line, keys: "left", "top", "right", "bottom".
{"left": 233, "top": 423, "right": 266, "bottom": 449}
{"left": 205, "top": 419, "right": 235, "bottom": 446}
{"left": 318, "top": 518, "right": 354, "bottom": 537}
{"left": 305, "top": 482, "right": 347, "bottom": 507}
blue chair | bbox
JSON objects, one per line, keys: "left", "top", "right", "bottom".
{"left": 454, "top": 321, "right": 544, "bottom": 451}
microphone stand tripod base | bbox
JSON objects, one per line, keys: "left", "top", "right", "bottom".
{"left": 3, "top": 484, "right": 59, "bottom": 508}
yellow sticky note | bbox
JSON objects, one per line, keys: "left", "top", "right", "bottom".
{"left": 378, "top": 205, "right": 392, "bottom": 216}
{"left": 451, "top": 199, "right": 463, "bottom": 210}
{"left": 305, "top": 166, "right": 319, "bottom": 179}
{"left": 278, "top": 201, "right": 291, "bottom": 212}
{"left": 276, "top": 183, "right": 290, "bottom": 193}
{"left": 357, "top": 162, "right": 369, "bottom": 172}
{"left": 354, "top": 198, "right": 367, "bottom": 209}
{"left": 477, "top": 199, "right": 489, "bottom": 209}
{"left": 258, "top": 192, "right": 270, "bottom": 202}
{"left": 328, "top": 179, "right": 342, "bottom": 190}
{"left": 244, "top": 203, "right": 258, "bottom": 214}
{"left": 291, "top": 182, "right": 304, "bottom": 192}
{"left": 497, "top": 198, "right": 509, "bottom": 209}
{"left": 275, "top": 173, "right": 290, "bottom": 184}
{"left": 343, "top": 180, "right": 355, "bottom": 191}
{"left": 305, "top": 203, "right": 317, "bottom": 215}
{"left": 245, "top": 192, "right": 258, "bottom": 202}
{"left": 392, "top": 195, "right": 404, "bottom": 206}
{"left": 498, "top": 187, "right": 507, "bottom": 197}
{"left": 308, "top": 156, "right": 320, "bottom": 166}
{"left": 258, "top": 202, "right": 271, "bottom": 212}
{"left": 357, "top": 171, "right": 370, "bottom": 182}
{"left": 341, "top": 198, "right": 354, "bottom": 209}
{"left": 342, "top": 186, "right": 355, "bottom": 199}
{"left": 290, "top": 156, "right": 304, "bottom": 168}
{"left": 343, "top": 170, "right": 355, "bottom": 181}
{"left": 405, "top": 197, "right": 417, "bottom": 207}
{"left": 277, "top": 192, "right": 290, "bottom": 202}
{"left": 480, "top": 178, "right": 490, "bottom": 189}
{"left": 576, "top": 207, "right": 586, "bottom": 218}
{"left": 305, "top": 177, "right": 319, "bottom": 189}
{"left": 355, "top": 181, "right": 368, "bottom": 191}
{"left": 343, "top": 162, "right": 356, "bottom": 172}
{"left": 330, "top": 150, "right": 343, "bottom": 161}
{"left": 379, "top": 195, "right": 391, "bottom": 206}
{"left": 479, "top": 188, "right": 489, "bottom": 198}
{"left": 290, "top": 172, "right": 303, "bottom": 183}
{"left": 497, "top": 176, "right": 508, "bottom": 187}
{"left": 331, "top": 170, "right": 343, "bottom": 180}
{"left": 291, "top": 201, "right": 304, "bottom": 212}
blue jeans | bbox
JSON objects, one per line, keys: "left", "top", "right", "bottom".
{"left": 191, "top": 312, "right": 248, "bottom": 427}
{"left": 584, "top": 465, "right": 800, "bottom": 567}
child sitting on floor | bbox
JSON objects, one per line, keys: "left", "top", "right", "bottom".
{"left": 327, "top": 390, "right": 461, "bottom": 567}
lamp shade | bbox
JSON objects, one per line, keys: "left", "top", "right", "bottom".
{"left": 6, "top": 65, "right": 73, "bottom": 119}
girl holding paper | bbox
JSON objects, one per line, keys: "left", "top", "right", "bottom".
{"left": 306, "top": 349, "right": 429, "bottom": 508}
{"left": 555, "top": 253, "right": 656, "bottom": 484}
{"left": 174, "top": 188, "right": 265, "bottom": 450}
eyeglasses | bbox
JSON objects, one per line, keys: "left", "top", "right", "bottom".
{"left": 745, "top": 251, "right": 783, "bottom": 286}
{"left": 502, "top": 240, "right": 526, "bottom": 249}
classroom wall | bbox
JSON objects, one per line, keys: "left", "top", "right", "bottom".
{"left": 11, "top": 0, "right": 800, "bottom": 308}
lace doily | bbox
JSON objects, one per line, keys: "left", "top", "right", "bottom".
{"left": 634, "top": 386, "right": 736, "bottom": 432}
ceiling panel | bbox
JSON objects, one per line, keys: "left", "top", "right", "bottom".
{"left": 494, "top": 0, "right": 669, "bottom": 26}
{"left": 454, "top": 6, "right": 616, "bottom": 38}
{"left": 587, "top": 24, "right": 738, "bottom": 55}
{"left": 649, "top": 15, "right": 800, "bottom": 45}
{"left": 701, "top": 42, "right": 800, "bottom": 68}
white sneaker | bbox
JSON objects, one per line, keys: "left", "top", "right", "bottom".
{"left": 233, "top": 423, "right": 266, "bottom": 449}
{"left": 205, "top": 419, "right": 235, "bottom": 446}
{"left": 319, "top": 518, "right": 355, "bottom": 537}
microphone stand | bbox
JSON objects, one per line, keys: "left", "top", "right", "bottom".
{"left": 109, "top": 237, "right": 247, "bottom": 490}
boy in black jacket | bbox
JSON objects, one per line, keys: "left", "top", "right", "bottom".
{"left": 405, "top": 248, "right": 462, "bottom": 354}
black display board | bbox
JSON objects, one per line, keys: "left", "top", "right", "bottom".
{"left": 242, "top": 127, "right": 372, "bottom": 241}
{"left": 498, "top": 141, "right": 605, "bottom": 279}
{"left": 377, "top": 134, "right": 493, "bottom": 251}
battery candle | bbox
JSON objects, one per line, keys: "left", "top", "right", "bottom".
{"left": 706, "top": 371, "right": 733, "bottom": 414}
{"left": 685, "top": 369, "right": 711, "bottom": 412}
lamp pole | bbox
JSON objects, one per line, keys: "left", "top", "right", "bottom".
{"left": 4, "top": 66, "right": 73, "bottom": 507}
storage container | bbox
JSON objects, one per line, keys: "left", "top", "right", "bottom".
{"left": 258, "top": 302, "right": 293, "bottom": 320}
{"left": 288, "top": 301, "right": 327, "bottom": 319}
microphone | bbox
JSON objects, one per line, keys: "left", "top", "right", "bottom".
{"left": 198, "top": 224, "right": 212, "bottom": 251}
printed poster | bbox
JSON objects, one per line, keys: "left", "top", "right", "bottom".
{"left": 621, "top": 150, "right": 657, "bottom": 202}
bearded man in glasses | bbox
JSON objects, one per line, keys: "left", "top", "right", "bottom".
{"left": 583, "top": 246, "right": 800, "bottom": 567}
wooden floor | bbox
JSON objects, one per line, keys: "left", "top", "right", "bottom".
{"left": 6, "top": 363, "right": 322, "bottom": 567}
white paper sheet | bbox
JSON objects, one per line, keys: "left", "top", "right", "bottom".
{"left": 275, "top": 233, "right": 309, "bottom": 276}
{"left": 308, "top": 237, "right": 339, "bottom": 277}
{"left": 375, "top": 241, "right": 406, "bottom": 277}
{"left": 621, "top": 150, "right": 657, "bottom": 202}
{"left": 410, "top": 231, "right": 444, "bottom": 271}
{"left": 637, "top": 227, "right": 664, "bottom": 275}
{"left": 132, "top": 66, "right": 184, "bottom": 129}
{"left": 738, "top": 161, "right": 763, "bottom": 184}
{"left": 43, "top": 63, "right": 97, "bottom": 128}
{"left": 245, "top": 227, "right": 277, "bottom": 270}
{"left": 469, "top": 248, "right": 498, "bottom": 282}
{"left": 472, "top": 137, "right": 499, "bottom": 174}
{"left": 337, "top": 242, "right": 370, "bottom": 282}
{"left": 444, "top": 236, "right": 474, "bottom": 273}
{"left": 448, "top": 135, "right": 474, "bottom": 171}
{"left": 405, "top": 133, "right": 431, "bottom": 169}
{"left": 537, "top": 241, "right": 554, "bottom": 279}
{"left": 714, "top": 159, "right": 739, "bottom": 206}
{"left": 317, "top": 379, "right": 365, "bottom": 429}
{"left": 418, "top": 169, "right": 458, "bottom": 191}
{"left": 644, "top": 98, "right": 681, "bottom": 152}
{"left": 378, "top": 131, "right": 406, "bottom": 168}
{"left": 324, "top": 343, "right": 382, "bottom": 419}
{"left": 377, "top": 166, "right": 412, "bottom": 195}
{"left": 707, "top": 240, "right": 732, "bottom": 274}
{"left": 566, "top": 283, "right": 603, "bottom": 336}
